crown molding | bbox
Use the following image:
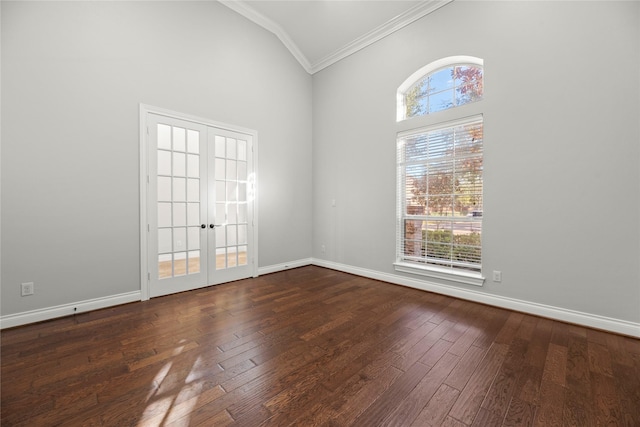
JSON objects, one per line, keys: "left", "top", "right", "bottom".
{"left": 219, "top": 0, "right": 453, "bottom": 75}
{"left": 310, "top": 0, "right": 452, "bottom": 74}
{"left": 219, "top": 0, "right": 313, "bottom": 73}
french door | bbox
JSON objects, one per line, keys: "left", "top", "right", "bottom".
{"left": 145, "top": 111, "right": 255, "bottom": 298}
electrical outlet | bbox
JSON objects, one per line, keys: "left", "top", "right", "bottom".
{"left": 321, "top": 244, "right": 326, "bottom": 253}
{"left": 492, "top": 271, "right": 502, "bottom": 282}
{"left": 21, "top": 282, "right": 34, "bottom": 296}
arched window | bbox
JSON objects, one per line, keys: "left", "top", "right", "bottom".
{"left": 395, "top": 56, "right": 485, "bottom": 286}
{"left": 397, "top": 56, "right": 483, "bottom": 121}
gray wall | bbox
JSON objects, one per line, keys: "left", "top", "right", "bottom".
{"left": 1, "top": 1, "right": 313, "bottom": 315}
{"left": 312, "top": 1, "right": 640, "bottom": 323}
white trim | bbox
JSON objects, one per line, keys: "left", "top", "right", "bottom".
{"left": 258, "top": 258, "right": 313, "bottom": 276}
{"left": 310, "top": 0, "right": 453, "bottom": 74}
{"left": 0, "top": 291, "right": 141, "bottom": 329}
{"left": 394, "top": 262, "right": 484, "bottom": 287}
{"left": 311, "top": 258, "right": 640, "bottom": 338}
{"left": 3, "top": 260, "right": 638, "bottom": 338}
{"left": 139, "top": 106, "right": 150, "bottom": 301}
{"left": 218, "top": 0, "right": 452, "bottom": 75}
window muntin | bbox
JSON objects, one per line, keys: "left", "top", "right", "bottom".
{"left": 404, "top": 65, "right": 483, "bottom": 118}
{"left": 397, "top": 116, "right": 483, "bottom": 273}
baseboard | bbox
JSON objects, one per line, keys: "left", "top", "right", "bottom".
{"left": 0, "top": 291, "right": 142, "bottom": 329}
{"left": 312, "top": 258, "right": 640, "bottom": 338}
{"left": 258, "top": 258, "right": 313, "bottom": 275}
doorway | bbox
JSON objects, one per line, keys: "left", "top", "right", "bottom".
{"left": 140, "top": 106, "right": 257, "bottom": 299}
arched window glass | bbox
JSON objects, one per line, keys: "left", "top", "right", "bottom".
{"left": 395, "top": 56, "right": 485, "bottom": 286}
{"left": 397, "top": 56, "right": 483, "bottom": 121}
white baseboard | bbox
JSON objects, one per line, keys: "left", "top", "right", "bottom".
{"left": 4, "top": 260, "right": 638, "bottom": 338}
{"left": 311, "top": 258, "right": 640, "bottom": 338}
{"left": 0, "top": 291, "right": 142, "bottom": 329}
{"left": 258, "top": 258, "right": 313, "bottom": 275}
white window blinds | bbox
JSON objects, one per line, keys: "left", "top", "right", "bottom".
{"left": 397, "top": 115, "right": 483, "bottom": 273}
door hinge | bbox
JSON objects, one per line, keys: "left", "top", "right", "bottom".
{"left": 147, "top": 126, "right": 149, "bottom": 135}
{"left": 147, "top": 272, "right": 150, "bottom": 281}
{"left": 147, "top": 224, "right": 150, "bottom": 232}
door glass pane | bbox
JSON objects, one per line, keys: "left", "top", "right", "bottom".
{"left": 226, "top": 182, "right": 237, "bottom": 202}
{"left": 238, "top": 224, "right": 247, "bottom": 245}
{"left": 173, "top": 152, "right": 186, "bottom": 176}
{"left": 227, "top": 247, "right": 237, "bottom": 268}
{"left": 226, "top": 160, "right": 237, "bottom": 181}
{"left": 238, "top": 246, "right": 247, "bottom": 266}
{"left": 159, "top": 254, "right": 172, "bottom": 279}
{"left": 215, "top": 158, "right": 225, "bottom": 181}
{"left": 173, "top": 203, "right": 186, "bottom": 227}
{"left": 188, "top": 227, "right": 200, "bottom": 250}
{"left": 158, "top": 177, "right": 171, "bottom": 201}
{"left": 158, "top": 151, "right": 171, "bottom": 176}
{"left": 215, "top": 136, "right": 225, "bottom": 157}
{"left": 227, "top": 225, "right": 237, "bottom": 246}
{"left": 187, "top": 130, "right": 199, "bottom": 153}
{"left": 237, "top": 162, "right": 247, "bottom": 181}
{"left": 173, "top": 227, "right": 186, "bottom": 252}
{"left": 173, "top": 178, "right": 186, "bottom": 202}
{"left": 216, "top": 181, "right": 225, "bottom": 202}
{"left": 159, "top": 229, "right": 172, "bottom": 254}
{"left": 216, "top": 248, "right": 226, "bottom": 270}
{"left": 187, "top": 203, "right": 200, "bottom": 226}
{"left": 237, "top": 140, "right": 246, "bottom": 161}
{"left": 188, "top": 250, "right": 200, "bottom": 274}
{"left": 187, "top": 154, "right": 199, "bottom": 178}
{"left": 227, "top": 204, "right": 237, "bottom": 224}
{"left": 158, "top": 203, "right": 171, "bottom": 228}
{"left": 158, "top": 124, "right": 171, "bottom": 150}
{"left": 174, "top": 252, "right": 186, "bottom": 276}
{"left": 216, "top": 203, "right": 225, "bottom": 224}
{"left": 238, "top": 183, "right": 246, "bottom": 202}
{"left": 238, "top": 203, "right": 247, "bottom": 223}
{"left": 173, "top": 127, "right": 186, "bottom": 152}
{"left": 227, "top": 138, "right": 237, "bottom": 160}
{"left": 216, "top": 228, "right": 226, "bottom": 248}
{"left": 187, "top": 179, "right": 199, "bottom": 202}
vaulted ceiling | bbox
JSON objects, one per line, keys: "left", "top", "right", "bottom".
{"left": 219, "top": 0, "right": 452, "bottom": 74}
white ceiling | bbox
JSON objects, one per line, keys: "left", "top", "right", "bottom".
{"left": 219, "top": 0, "right": 452, "bottom": 74}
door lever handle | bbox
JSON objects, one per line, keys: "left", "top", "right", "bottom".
{"left": 210, "top": 224, "right": 221, "bottom": 228}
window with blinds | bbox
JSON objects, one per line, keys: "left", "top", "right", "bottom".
{"left": 397, "top": 116, "right": 483, "bottom": 274}
{"left": 396, "top": 57, "right": 484, "bottom": 284}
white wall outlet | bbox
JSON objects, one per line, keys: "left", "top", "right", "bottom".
{"left": 321, "top": 244, "right": 326, "bottom": 253}
{"left": 21, "top": 282, "right": 34, "bottom": 296}
{"left": 492, "top": 271, "right": 502, "bottom": 282}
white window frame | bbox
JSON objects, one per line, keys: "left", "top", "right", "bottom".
{"left": 395, "top": 57, "right": 485, "bottom": 287}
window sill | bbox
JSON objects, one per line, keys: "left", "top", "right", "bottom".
{"left": 393, "top": 262, "right": 485, "bottom": 287}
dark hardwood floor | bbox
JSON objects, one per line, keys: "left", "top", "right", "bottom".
{"left": 2, "top": 266, "right": 639, "bottom": 426}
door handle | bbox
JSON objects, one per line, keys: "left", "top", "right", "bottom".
{"left": 210, "top": 224, "right": 221, "bottom": 228}
{"left": 201, "top": 224, "right": 206, "bottom": 229}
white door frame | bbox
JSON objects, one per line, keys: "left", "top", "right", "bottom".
{"left": 139, "top": 104, "right": 259, "bottom": 301}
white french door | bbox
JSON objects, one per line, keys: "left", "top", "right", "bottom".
{"left": 145, "top": 111, "right": 256, "bottom": 298}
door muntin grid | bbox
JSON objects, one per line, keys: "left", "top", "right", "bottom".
{"left": 214, "top": 135, "right": 249, "bottom": 270}
{"left": 157, "top": 123, "right": 202, "bottom": 279}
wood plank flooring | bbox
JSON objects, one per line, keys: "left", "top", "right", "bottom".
{"left": 2, "top": 266, "right": 639, "bottom": 426}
